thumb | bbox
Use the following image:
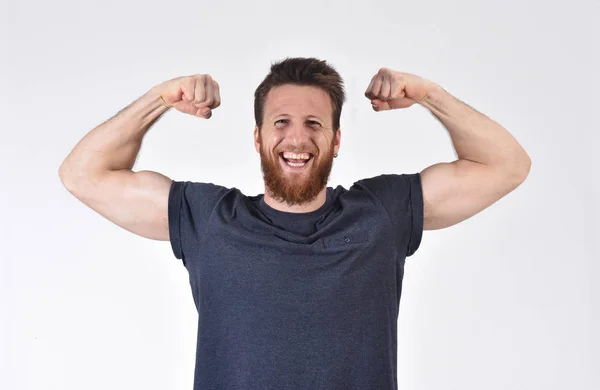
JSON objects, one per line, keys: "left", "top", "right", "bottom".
{"left": 371, "top": 99, "right": 390, "bottom": 111}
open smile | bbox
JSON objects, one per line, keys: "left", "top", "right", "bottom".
{"left": 279, "top": 151, "right": 314, "bottom": 170}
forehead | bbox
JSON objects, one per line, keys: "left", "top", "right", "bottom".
{"left": 264, "top": 84, "right": 332, "bottom": 119}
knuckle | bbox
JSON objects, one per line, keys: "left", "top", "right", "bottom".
{"left": 194, "top": 92, "right": 205, "bottom": 103}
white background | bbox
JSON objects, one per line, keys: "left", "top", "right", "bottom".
{"left": 2, "top": 0, "right": 598, "bottom": 389}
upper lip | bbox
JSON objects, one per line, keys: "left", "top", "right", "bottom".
{"left": 279, "top": 151, "right": 314, "bottom": 155}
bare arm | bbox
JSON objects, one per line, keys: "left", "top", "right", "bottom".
{"left": 58, "top": 74, "right": 221, "bottom": 240}
{"left": 365, "top": 68, "right": 531, "bottom": 231}
{"left": 418, "top": 85, "right": 531, "bottom": 230}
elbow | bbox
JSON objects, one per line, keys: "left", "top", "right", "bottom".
{"left": 58, "top": 163, "right": 72, "bottom": 188}
{"left": 58, "top": 162, "right": 83, "bottom": 194}
{"left": 516, "top": 154, "right": 532, "bottom": 181}
{"left": 507, "top": 154, "right": 531, "bottom": 186}
{"left": 492, "top": 153, "right": 531, "bottom": 189}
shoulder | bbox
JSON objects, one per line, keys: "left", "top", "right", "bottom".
{"left": 351, "top": 173, "right": 421, "bottom": 198}
{"left": 169, "top": 181, "right": 246, "bottom": 215}
{"left": 352, "top": 173, "right": 424, "bottom": 257}
{"left": 171, "top": 181, "right": 237, "bottom": 199}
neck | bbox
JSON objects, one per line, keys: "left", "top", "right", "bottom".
{"left": 263, "top": 186, "right": 328, "bottom": 213}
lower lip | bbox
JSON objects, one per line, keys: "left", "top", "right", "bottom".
{"left": 279, "top": 154, "right": 313, "bottom": 171}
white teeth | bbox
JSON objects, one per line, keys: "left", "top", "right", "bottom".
{"left": 286, "top": 161, "right": 306, "bottom": 167}
{"left": 282, "top": 151, "right": 311, "bottom": 160}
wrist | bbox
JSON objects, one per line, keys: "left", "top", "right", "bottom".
{"left": 418, "top": 82, "right": 444, "bottom": 107}
{"left": 419, "top": 84, "right": 474, "bottom": 124}
{"left": 146, "top": 85, "right": 172, "bottom": 110}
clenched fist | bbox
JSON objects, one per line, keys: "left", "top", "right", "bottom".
{"left": 154, "top": 74, "right": 221, "bottom": 119}
{"left": 365, "top": 68, "right": 437, "bottom": 111}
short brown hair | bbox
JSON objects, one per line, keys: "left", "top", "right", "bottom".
{"left": 254, "top": 57, "right": 346, "bottom": 131}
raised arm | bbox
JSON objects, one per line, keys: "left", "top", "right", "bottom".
{"left": 365, "top": 67, "right": 531, "bottom": 230}
{"left": 58, "top": 74, "right": 221, "bottom": 240}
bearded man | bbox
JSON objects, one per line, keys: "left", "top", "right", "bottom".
{"left": 59, "top": 57, "right": 531, "bottom": 390}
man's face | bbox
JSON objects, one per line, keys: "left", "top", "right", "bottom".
{"left": 254, "top": 84, "right": 341, "bottom": 206}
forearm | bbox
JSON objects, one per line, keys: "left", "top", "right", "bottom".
{"left": 420, "top": 85, "right": 531, "bottom": 175}
{"left": 59, "top": 87, "right": 168, "bottom": 183}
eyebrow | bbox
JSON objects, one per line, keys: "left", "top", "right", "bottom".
{"left": 273, "top": 113, "right": 324, "bottom": 121}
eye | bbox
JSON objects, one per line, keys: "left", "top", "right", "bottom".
{"left": 275, "top": 119, "right": 288, "bottom": 127}
{"left": 307, "top": 120, "right": 321, "bottom": 126}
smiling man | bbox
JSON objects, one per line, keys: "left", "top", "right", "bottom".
{"left": 256, "top": 81, "right": 340, "bottom": 211}
{"left": 59, "top": 57, "right": 531, "bottom": 389}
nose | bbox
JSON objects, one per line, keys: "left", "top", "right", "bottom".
{"left": 287, "top": 122, "right": 311, "bottom": 146}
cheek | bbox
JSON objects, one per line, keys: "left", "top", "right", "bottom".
{"left": 258, "top": 131, "right": 278, "bottom": 150}
{"left": 267, "top": 134, "right": 284, "bottom": 151}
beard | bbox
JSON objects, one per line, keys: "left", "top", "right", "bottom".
{"left": 259, "top": 137, "right": 335, "bottom": 206}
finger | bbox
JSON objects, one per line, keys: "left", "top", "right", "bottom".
{"left": 390, "top": 77, "right": 405, "bottom": 100}
{"left": 370, "top": 75, "right": 383, "bottom": 100}
{"left": 175, "top": 101, "right": 197, "bottom": 116}
{"left": 212, "top": 80, "right": 221, "bottom": 109}
{"left": 193, "top": 76, "right": 206, "bottom": 104}
{"left": 380, "top": 73, "right": 391, "bottom": 100}
{"left": 202, "top": 75, "right": 215, "bottom": 107}
{"left": 197, "top": 106, "right": 212, "bottom": 119}
{"left": 371, "top": 99, "right": 391, "bottom": 111}
{"left": 364, "top": 74, "right": 377, "bottom": 99}
{"left": 182, "top": 77, "right": 195, "bottom": 102}
{"left": 389, "top": 78, "right": 398, "bottom": 99}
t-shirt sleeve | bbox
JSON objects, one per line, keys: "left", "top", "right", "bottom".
{"left": 355, "top": 173, "right": 424, "bottom": 257}
{"left": 168, "top": 180, "right": 230, "bottom": 262}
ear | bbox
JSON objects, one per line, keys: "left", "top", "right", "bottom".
{"left": 333, "top": 128, "right": 341, "bottom": 156}
{"left": 253, "top": 125, "right": 260, "bottom": 153}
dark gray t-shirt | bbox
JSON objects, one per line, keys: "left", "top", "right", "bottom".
{"left": 168, "top": 173, "right": 424, "bottom": 390}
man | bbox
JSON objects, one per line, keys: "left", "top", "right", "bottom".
{"left": 59, "top": 57, "right": 531, "bottom": 389}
